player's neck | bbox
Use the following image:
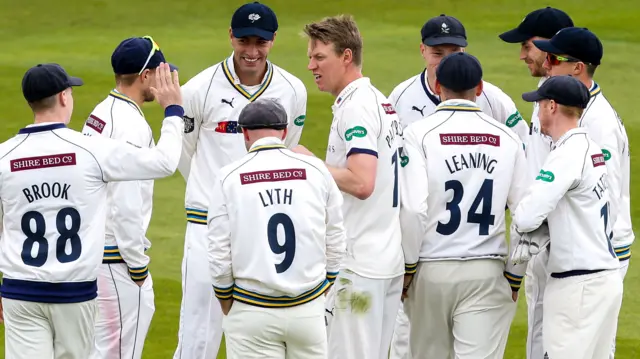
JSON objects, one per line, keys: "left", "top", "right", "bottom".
{"left": 115, "top": 85, "right": 145, "bottom": 107}
{"left": 578, "top": 75, "right": 594, "bottom": 91}
{"left": 33, "top": 112, "right": 66, "bottom": 125}
{"left": 551, "top": 119, "right": 579, "bottom": 143}
{"left": 332, "top": 69, "right": 363, "bottom": 98}
{"left": 235, "top": 61, "right": 268, "bottom": 86}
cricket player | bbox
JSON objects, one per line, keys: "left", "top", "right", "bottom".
{"left": 295, "top": 14, "right": 404, "bottom": 359}
{"left": 82, "top": 36, "right": 177, "bottom": 359}
{"left": 499, "top": 7, "right": 574, "bottom": 359}
{"left": 400, "top": 52, "right": 527, "bottom": 359}
{"left": 388, "top": 14, "right": 531, "bottom": 357}
{"left": 513, "top": 75, "right": 623, "bottom": 359}
{"left": 0, "top": 62, "right": 184, "bottom": 359}
{"left": 533, "top": 27, "right": 633, "bottom": 358}
{"left": 208, "top": 98, "right": 346, "bottom": 359}
{"left": 174, "top": 2, "right": 307, "bottom": 358}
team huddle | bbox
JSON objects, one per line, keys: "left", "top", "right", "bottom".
{"left": 0, "top": 2, "right": 632, "bottom": 359}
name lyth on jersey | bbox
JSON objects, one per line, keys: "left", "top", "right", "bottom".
{"left": 441, "top": 134, "right": 500, "bottom": 175}
{"left": 11, "top": 153, "right": 76, "bottom": 203}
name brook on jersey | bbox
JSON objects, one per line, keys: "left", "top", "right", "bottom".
{"left": 11, "top": 153, "right": 75, "bottom": 204}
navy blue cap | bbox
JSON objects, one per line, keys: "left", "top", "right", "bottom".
{"left": 231, "top": 2, "right": 278, "bottom": 41}
{"left": 22, "top": 63, "right": 83, "bottom": 103}
{"left": 421, "top": 14, "right": 467, "bottom": 47}
{"left": 522, "top": 75, "right": 590, "bottom": 108}
{"left": 111, "top": 36, "right": 177, "bottom": 75}
{"left": 239, "top": 98, "right": 288, "bottom": 130}
{"left": 436, "top": 52, "right": 483, "bottom": 92}
{"left": 533, "top": 27, "right": 603, "bottom": 66}
{"left": 499, "top": 7, "right": 574, "bottom": 43}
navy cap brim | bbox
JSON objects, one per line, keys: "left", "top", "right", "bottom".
{"left": 232, "top": 27, "right": 275, "bottom": 41}
{"left": 424, "top": 36, "right": 467, "bottom": 47}
{"left": 522, "top": 90, "right": 545, "bottom": 103}
{"left": 499, "top": 28, "right": 532, "bottom": 43}
{"left": 69, "top": 76, "right": 84, "bottom": 86}
{"left": 532, "top": 39, "right": 564, "bottom": 55}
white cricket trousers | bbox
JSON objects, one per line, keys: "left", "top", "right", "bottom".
{"left": 3, "top": 297, "right": 97, "bottom": 359}
{"left": 404, "top": 259, "right": 517, "bottom": 359}
{"left": 544, "top": 269, "right": 622, "bottom": 359}
{"left": 524, "top": 247, "right": 550, "bottom": 359}
{"left": 610, "top": 259, "right": 630, "bottom": 359}
{"left": 223, "top": 296, "right": 327, "bottom": 358}
{"left": 326, "top": 269, "right": 403, "bottom": 359}
{"left": 174, "top": 222, "right": 224, "bottom": 359}
{"left": 91, "top": 263, "right": 155, "bottom": 359}
{"left": 389, "top": 301, "right": 411, "bottom": 359}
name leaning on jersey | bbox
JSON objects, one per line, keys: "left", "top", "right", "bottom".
{"left": 445, "top": 152, "right": 497, "bottom": 175}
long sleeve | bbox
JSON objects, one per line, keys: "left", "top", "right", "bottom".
{"left": 324, "top": 169, "right": 347, "bottom": 285}
{"left": 588, "top": 124, "right": 622, "bottom": 233}
{"left": 177, "top": 83, "right": 203, "bottom": 182}
{"left": 207, "top": 176, "right": 233, "bottom": 299}
{"left": 96, "top": 107, "right": 184, "bottom": 182}
{"left": 399, "top": 129, "right": 429, "bottom": 273}
{"left": 284, "top": 87, "right": 307, "bottom": 148}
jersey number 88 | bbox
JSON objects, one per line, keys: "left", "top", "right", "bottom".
{"left": 21, "top": 208, "right": 82, "bottom": 267}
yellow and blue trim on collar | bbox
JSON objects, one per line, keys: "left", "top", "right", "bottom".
{"left": 109, "top": 90, "right": 144, "bottom": 117}
{"left": 222, "top": 58, "right": 274, "bottom": 102}
{"left": 435, "top": 103, "right": 481, "bottom": 113}
{"left": 248, "top": 144, "right": 286, "bottom": 153}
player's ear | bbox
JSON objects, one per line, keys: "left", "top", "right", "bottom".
{"left": 575, "top": 62, "right": 585, "bottom": 77}
{"left": 281, "top": 127, "right": 288, "bottom": 141}
{"left": 229, "top": 28, "right": 234, "bottom": 42}
{"left": 242, "top": 129, "right": 250, "bottom": 142}
{"left": 434, "top": 79, "right": 442, "bottom": 95}
{"left": 59, "top": 90, "right": 68, "bottom": 107}
{"left": 343, "top": 48, "right": 353, "bottom": 66}
{"left": 475, "top": 81, "right": 483, "bottom": 96}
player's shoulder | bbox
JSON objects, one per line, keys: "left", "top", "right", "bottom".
{"left": 389, "top": 73, "right": 421, "bottom": 103}
{"left": 271, "top": 62, "right": 307, "bottom": 96}
{"left": 182, "top": 62, "right": 224, "bottom": 92}
{"left": 0, "top": 133, "right": 27, "bottom": 161}
{"left": 481, "top": 80, "right": 516, "bottom": 105}
{"left": 474, "top": 111, "right": 522, "bottom": 146}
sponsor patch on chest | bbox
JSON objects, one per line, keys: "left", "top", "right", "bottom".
{"left": 11, "top": 153, "right": 77, "bottom": 172}
{"left": 240, "top": 169, "right": 307, "bottom": 185}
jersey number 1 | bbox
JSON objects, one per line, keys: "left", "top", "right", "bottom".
{"left": 268, "top": 213, "right": 296, "bottom": 273}
{"left": 436, "top": 179, "right": 495, "bottom": 236}
{"left": 21, "top": 208, "right": 82, "bottom": 267}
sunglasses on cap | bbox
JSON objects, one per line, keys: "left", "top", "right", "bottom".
{"left": 546, "top": 53, "right": 586, "bottom": 67}
{"left": 138, "top": 36, "right": 161, "bottom": 75}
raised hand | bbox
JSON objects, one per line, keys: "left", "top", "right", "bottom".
{"left": 150, "top": 62, "right": 182, "bottom": 109}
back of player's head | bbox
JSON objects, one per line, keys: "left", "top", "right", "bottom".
{"left": 238, "top": 98, "right": 288, "bottom": 131}
{"left": 499, "top": 7, "right": 573, "bottom": 43}
{"left": 111, "top": 36, "right": 177, "bottom": 83}
{"left": 22, "top": 63, "right": 83, "bottom": 112}
{"left": 421, "top": 14, "right": 467, "bottom": 47}
{"left": 303, "top": 14, "right": 363, "bottom": 67}
{"left": 522, "top": 75, "right": 590, "bottom": 117}
{"left": 436, "top": 52, "right": 483, "bottom": 94}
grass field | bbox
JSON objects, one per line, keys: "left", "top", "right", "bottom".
{"left": 1, "top": 0, "right": 639, "bottom": 357}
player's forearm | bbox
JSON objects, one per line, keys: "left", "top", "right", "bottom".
{"left": 325, "top": 207, "right": 347, "bottom": 282}
{"left": 208, "top": 214, "right": 234, "bottom": 299}
{"left": 326, "top": 165, "right": 373, "bottom": 200}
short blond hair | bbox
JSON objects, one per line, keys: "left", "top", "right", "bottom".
{"left": 303, "top": 15, "right": 363, "bottom": 66}
{"left": 558, "top": 103, "right": 584, "bottom": 119}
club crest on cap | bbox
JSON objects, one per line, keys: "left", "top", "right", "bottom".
{"left": 441, "top": 23, "right": 450, "bottom": 34}
{"left": 248, "top": 13, "right": 261, "bottom": 22}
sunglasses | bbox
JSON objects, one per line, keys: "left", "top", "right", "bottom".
{"left": 546, "top": 53, "right": 583, "bottom": 67}
{"left": 138, "top": 36, "right": 161, "bottom": 75}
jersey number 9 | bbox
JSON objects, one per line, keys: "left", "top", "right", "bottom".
{"left": 21, "top": 208, "right": 82, "bottom": 267}
{"left": 268, "top": 213, "right": 296, "bottom": 273}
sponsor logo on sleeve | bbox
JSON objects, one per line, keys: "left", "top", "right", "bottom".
{"left": 439, "top": 133, "right": 500, "bottom": 147}
{"left": 240, "top": 169, "right": 307, "bottom": 185}
{"left": 86, "top": 115, "right": 106, "bottom": 134}
{"left": 399, "top": 147, "right": 409, "bottom": 167}
{"left": 506, "top": 111, "right": 523, "bottom": 128}
{"left": 294, "top": 115, "right": 306, "bottom": 126}
{"left": 592, "top": 153, "right": 606, "bottom": 167}
{"left": 183, "top": 115, "right": 195, "bottom": 133}
{"left": 601, "top": 149, "right": 612, "bottom": 161}
{"left": 535, "top": 169, "right": 555, "bottom": 182}
{"left": 345, "top": 126, "right": 368, "bottom": 141}
{"left": 381, "top": 103, "right": 396, "bottom": 115}
{"left": 11, "top": 153, "right": 77, "bottom": 172}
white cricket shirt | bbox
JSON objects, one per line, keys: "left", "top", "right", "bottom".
{"left": 325, "top": 77, "right": 405, "bottom": 279}
{"left": 0, "top": 114, "right": 183, "bottom": 303}
{"left": 82, "top": 90, "right": 154, "bottom": 281}
{"left": 513, "top": 128, "right": 620, "bottom": 275}
{"left": 209, "top": 137, "right": 346, "bottom": 308}
{"left": 179, "top": 53, "right": 307, "bottom": 226}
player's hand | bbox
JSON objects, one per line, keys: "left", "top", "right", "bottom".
{"left": 150, "top": 62, "right": 182, "bottom": 109}
{"left": 512, "top": 291, "right": 519, "bottom": 302}
{"left": 219, "top": 298, "right": 233, "bottom": 315}
{"left": 291, "top": 145, "right": 316, "bottom": 157}
{"left": 401, "top": 274, "right": 413, "bottom": 302}
{"left": 511, "top": 224, "right": 550, "bottom": 265}
{"left": 134, "top": 279, "right": 146, "bottom": 287}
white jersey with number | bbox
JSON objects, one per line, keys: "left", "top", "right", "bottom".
{"left": 179, "top": 54, "right": 307, "bottom": 225}
{"left": 0, "top": 116, "right": 183, "bottom": 304}
{"left": 209, "top": 137, "right": 346, "bottom": 307}
{"left": 513, "top": 128, "right": 620, "bottom": 275}
{"left": 388, "top": 69, "right": 529, "bottom": 146}
{"left": 325, "top": 77, "right": 404, "bottom": 279}
{"left": 578, "top": 82, "right": 633, "bottom": 257}
{"left": 81, "top": 90, "right": 154, "bottom": 281}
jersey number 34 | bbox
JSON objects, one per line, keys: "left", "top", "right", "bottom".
{"left": 21, "top": 208, "right": 81, "bottom": 267}
{"left": 437, "top": 179, "right": 495, "bottom": 236}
